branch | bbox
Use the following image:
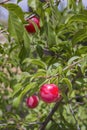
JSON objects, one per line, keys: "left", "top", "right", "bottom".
{"left": 0, "top": 0, "right": 10, "bottom": 5}
{"left": 69, "top": 94, "right": 87, "bottom": 102}
{"left": 39, "top": 97, "right": 63, "bottom": 130}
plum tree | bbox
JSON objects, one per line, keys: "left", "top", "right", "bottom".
{"left": 0, "top": 1, "right": 87, "bottom": 130}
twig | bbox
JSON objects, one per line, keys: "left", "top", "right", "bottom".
{"left": 63, "top": 59, "right": 82, "bottom": 71}
{"left": 69, "top": 104, "right": 81, "bottom": 130}
{"left": 28, "top": 121, "right": 43, "bottom": 125}
{"left": 0, "top": 29, "right": 7, "bottom": 33}
{"left": 0, "top": 123, "right": 7, "bottom": 126}
{"left": 36, "top": 59, "right": 83, "bottom": 79}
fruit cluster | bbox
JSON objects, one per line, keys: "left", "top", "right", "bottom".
{"left": 26, "top": 84, "right": 61, "bottom": 109}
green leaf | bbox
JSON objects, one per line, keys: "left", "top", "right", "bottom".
{"left": 77, "top": 46, "right": 87, "bottom": 54}
{"left": 65, "top": 14, "right": 87, "bottom": 24}
{"left": 10, "top": 83, "right": 22, "bottom": 97}
{"left": 3, "top": 3, "right": 24, "bottom": 21}
{"left": 30, "top": 69, "right": 46, "bottom": 81}
{"left": 68, "top": 56, "right": 80, "bottom": 65}
{"left": 47, "top": 22, "right": 56, "bottom": 47}
{"left": 62, "top": 92, "right": 68, "bottom": 102}
{"left": 12, "top": 95, "right": 22, "bottom": 108}
{"left": 28, "top": 0, "right": 40, "bottom": 11}
{"left": 72, "top": 29, "right": 87, "bottom": 44}
{"left": 23, "top": 58, "right": 47, "bottom": 69}
{"left": 23, "top": 30, "right": 30, "bottom": 53}
{"left": 36, "top": 45, "right": 43, "bottom": 58}
{"left": 81, "top": 54, "right": 87, "bottom": 73}
{"left": 12, "top": 82, "right": 36, "bottom": 107}
{"left": 62, "top": 78, "right": 72, "bottom": 95}
{"left": 0, "top": 72, "right": 9, "bottom": 84}
{"left": 8, "top": 11, "right": 24, "bottom": 43}
{"left": 21, "top": 82, "right": 36, "bottom": 96}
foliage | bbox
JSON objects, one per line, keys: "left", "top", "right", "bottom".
{"left": 0, "top": 0, "right": 87, "bottom": 130}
